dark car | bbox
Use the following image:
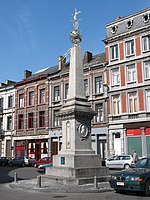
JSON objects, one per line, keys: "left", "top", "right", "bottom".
{"left": 109, "top": 157, "right": 150, "bottom": 196}
{"left": 37, "top": 163, "right": 53, "bottom": 173}
{"left": 8, "top": 156, "right": 29, "bottom": 167}
{"left": 34, "top": 157, "right": 52, "bottom": 167}
{"left": 0, "top": 157, "right": 9, "bottom": 166}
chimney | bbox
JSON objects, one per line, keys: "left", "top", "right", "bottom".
{"left": 5, "top": 80, "right": 15, "bottom": 85}
{"left": 24, "top": 70, "right": 32, "bottom": 79}
{"left": 83, "top": 51, "right": 93, "bottom": 64}
{"left": 58, "top": 56, "right": 66, "bottom": 70}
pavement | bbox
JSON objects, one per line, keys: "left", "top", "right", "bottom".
{"left": 8, "top": 177, "right": 113, "bottom": 193}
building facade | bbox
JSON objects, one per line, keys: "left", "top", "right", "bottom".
{"left": 104, "top": 7, "right": 150, "bottom": 157}
{"left": 0, "top": 80, "right": 15, "bottom": 158}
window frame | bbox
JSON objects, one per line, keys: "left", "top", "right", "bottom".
{"left": 95, "top": 103, "right": 104, "bottom": 122}
{"left": 28, "top": 113, "right": 34, "bottom": 129}
{"left": 7, "top": 116, "right": 12, "bottom": 130}
{"left": 39, "top": 89, "right": 46, "bottom": 104}
{"left": 110, "top": 44, "right": 119, "bottom": 61}
{"left": 8, "top": 95, "right": 13, "bottom": 108}
{"left": 29, "top": 91, "right": 34, "bottom": 106}
{"left": 54, "top": 86, "right": 60, "bottom": 102}
{"left": 128, "top": 92, "right": 138, "bottom": 113}
{"left": 39, "top": 111, "right": 45, "bottom": 128}
{"left": 53, "top": 110, "right": 60, "bottom": 127}
{"left": 125, "top": 39, "right": 135, "bottom": 57}
{"left": 19, "top": 94, "right": 24, "bottom": 108}
{"left": 112, "top": 94, "right": 121, "bottom": 115}
{"left": 126, "top": 64, "right": 136, "bottom": 83}
{"left": 18, "top": 114, "right": 24, "bottom": 129}
{"left": 84, "top": 79, "right": 88, "bottom": 96}
{"left": 146, "top": 90, "right": 150, "bottom": 112}
{"left": 95, "top": 76, "right": 103, "bottom": 94}
{"left": 144, "top": 60, "right": 150, "bottom": 80}
{"left": 111, "top": 67, "right": 120, "bottom": 86}
{"left": 142, "top": 35, "right": 150, "bottom": 52}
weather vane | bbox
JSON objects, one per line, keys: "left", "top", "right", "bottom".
{"left": 70, "top": 8, "right": 82, "bottom": 44}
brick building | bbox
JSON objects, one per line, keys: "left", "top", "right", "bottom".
{"left": 104, "top": 7, "right": 150, "bottom": 157}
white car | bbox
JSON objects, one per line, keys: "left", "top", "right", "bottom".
{"left": 105, "top": 155, "right": 134, "bottom": 169}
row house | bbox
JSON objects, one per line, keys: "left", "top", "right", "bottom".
{"left": 12, "top": 50, "right": 108, "bottom": 160}
{"left": 0, "top": 80, "right": 15, "bottom": 158}
{"left": 104, "top": 7, "right": 150, "bottom": 157}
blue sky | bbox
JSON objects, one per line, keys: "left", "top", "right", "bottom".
{"left": 0, "top": 0, "right": 149, "bottom": 83}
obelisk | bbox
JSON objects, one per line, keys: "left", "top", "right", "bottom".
{"left": 46, "top": 9, "right": 109, "bottom": 185}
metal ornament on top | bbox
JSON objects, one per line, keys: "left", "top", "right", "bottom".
{"left": 70, "top": 8, "right": 82, "bottom": 44}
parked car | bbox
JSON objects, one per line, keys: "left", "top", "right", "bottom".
{"left": 27, "top": 157, "right": 36, "bottom": 167}
{"left": 34, "top": 157, "right": 52, "bottom": 167}
{"left": 8, "top": 156, "right": 29, "bottom": 167}
{"left": 105, "top": 155, "right": 134, "bottom": 169}
{"left": 37, "top": 163, "right": 53, "bottom": 173}
{"left": 109, "top": 157, "right": 150, "bottom": 196}
{"left": 0, "top": 157, "right": 9, "bottom": 166}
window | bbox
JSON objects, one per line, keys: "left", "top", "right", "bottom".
{"left": 95, "top": 104, "right": 103, "bottom": 122}
{"left": 19, "top": 94, "right": 24, "bottom": 108}
{"left": 28, "top": 113, "right": 34, "bottom": 129}
{"left": 29, "top": 91, "right": 34, "bottom": 106}
{"left": 39, "top": 89, "right": 45, "bottom": 104}
{"left": 18, "top": 114, "right": 24, "bottom": 129}
{"left": 0, "top": 98, "right": 3, "bottom": 111}
{"left": 54, "top": 110, "right": 60, "bottom": 127}
{"left": 8, "top": 96, "right": 13, "bottom": 108}
{"left": 111, "top": 68, "right": 120, "bottom": 86}
{"left": 95, "top": 76, "right": 103, "bottom": 94}
{"left": 0, "top": 117, "right": 3, "bottom": 130}
{"left": 84, "top": 79, "right": 88, "bottom": 96}
{"left": 110, "top": 44, "right": 118, "bottom": 60}
{"left": 7, "top": 116, "right": 12, "bottom": 130}
{"left": 112, "top": 95, "right": 121, "bottom": 115}
{"left": 127, "top": 64, "right": 136, "bottom": 83}
{"left": 144, "top": 61, "right": 150, "bottom": 79}
{"left": 142, "top": 35, "right": 150, "bottom": 52}
{"left": 146, "top": 90, "right": 150, "bottom": 111}
{"left": 65, "top": 83, "right": 69, "bottom": 99}
{"left": 128, "top": 92, "right": 138, "bottom": 113}
{"left": 54, "top": 86, "right": 60, "bottom": 101}
{"left": 39, "top": 111, "right": 45, "bottom": 128}
{"left": 125, "top": 39, "right": 134, "bottom": 56}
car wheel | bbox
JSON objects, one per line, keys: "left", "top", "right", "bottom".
{"left": 22, "top": 162, "right": 25, "bottom": 167}
{"left": 145, "top": 179, "right": 150, "bottom": 196}
{"left": 124, "top": 164, "right": 130, "bottom": 169}
{"left": 9, "top": 162, "right": 13, "bottom": 167}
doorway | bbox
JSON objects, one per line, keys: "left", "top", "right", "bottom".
{"left": 35, "top": 142, "right": 41, "bottom": 160}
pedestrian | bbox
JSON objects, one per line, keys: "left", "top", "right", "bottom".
{"left": 132, "top": 150, "right": 139, "bottom": 163}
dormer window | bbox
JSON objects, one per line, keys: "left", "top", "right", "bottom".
{"left": 127, "top": 20, "right": 133, "bottom": 29}
{"left": 143, "top": 13, "right": 150, "bottom": 23}
{"left": 111, "top": 25, "right": 118, "bottom": 34}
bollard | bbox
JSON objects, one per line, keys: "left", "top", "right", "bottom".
{"left": 14, "top": 172, "right": 17, "bottom": 183}
{"left": 94, "top": 176, "right": 98, "bottom": 189}
{"left": 37, "top": 175, "right": 42, "bottom": 188}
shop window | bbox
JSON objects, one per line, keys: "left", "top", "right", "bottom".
{"left": 18, "top": 114, "right": 24, "bottom": 129}
{"left": 29, "top": 91, "right": 34, "bottom": 106}
{"left": 125, "top": 39, "right": 135, "bottom": 56}
{"left": 39, "top": 89, "right": 45, "bottom": 104}
{"left": 112, "top": 94, "right": 121, "bottom": 115}
{"left": 110, "top": 44, "right": 119, "bottom": 60}
{"left": 19, "top": 94, "right": 24, "bottom": 108}
{"left": 111, "top": 68, "right": 120, "bottom": 86}
{"left": 54, "top": 86, "right": 60, "bottom": 101}
{"left": 95, "top": 76, "right": 103, "bottom": 94}
{"left": 28, "top": 113, "right": 34, "bottom": 129}
{"left": 126, "top": 64, "right": 136, "bottom": 83}
{"left": 42, "top": 142, "right": 48, "bottom": 154}
{"left": 128, "top": 92, "right": 138, "bottom": 113}
{"left": 30, "top": 143, "right": 34, "bottom": 153}
{"left": 39, "top": 111, "right": 45, "bottom": 128}
{"left": 84, "top": 79, "right": 88, "bottom": 96}
{"left": 95, "top": 103, "right": 104, "bottom": 122}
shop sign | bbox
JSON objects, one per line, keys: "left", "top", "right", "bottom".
{"left": 145, "top": 128, "right": 150, "bottom": 135}
{"left": 126, "top": 129, "right": 142, "bottom": 136}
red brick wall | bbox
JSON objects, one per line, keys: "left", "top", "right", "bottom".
{"left": 136, "top": 34, "right": 141, "bottom": 56}
{"left": 138, "top": 89, "right": 144, "bottom": 111}
{"left": 105, "top": 45, "right": 109, "bottom": 62}
{"left": 119, "top": 40, "right": 124, "bottom": 60}
{"left": 120, "top": 65, "right": 125, "bottom": 86}
{"left": 137, "top": 62, "right": 143, "bottom": 83}
{"left": 122, "top": 92, "right": 126, "bottom": 113}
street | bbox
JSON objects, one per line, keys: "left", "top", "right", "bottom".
{"left": 0, "top": 166, "right": 148, "bottom": 200}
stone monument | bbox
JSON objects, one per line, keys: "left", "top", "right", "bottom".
{"left": 46, "top": 9, "right": 109, "bottom": 185}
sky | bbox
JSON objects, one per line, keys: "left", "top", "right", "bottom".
{"left": 0, "top": 0, "right": 149, "bottom": 83}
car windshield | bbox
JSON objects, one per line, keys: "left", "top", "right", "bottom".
{"left": 135, "top": 158, "right": 150, "bottom": 168}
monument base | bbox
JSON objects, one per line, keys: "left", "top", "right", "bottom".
{"left": 45, "top": 154, "right": 109, "bottom": 185}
